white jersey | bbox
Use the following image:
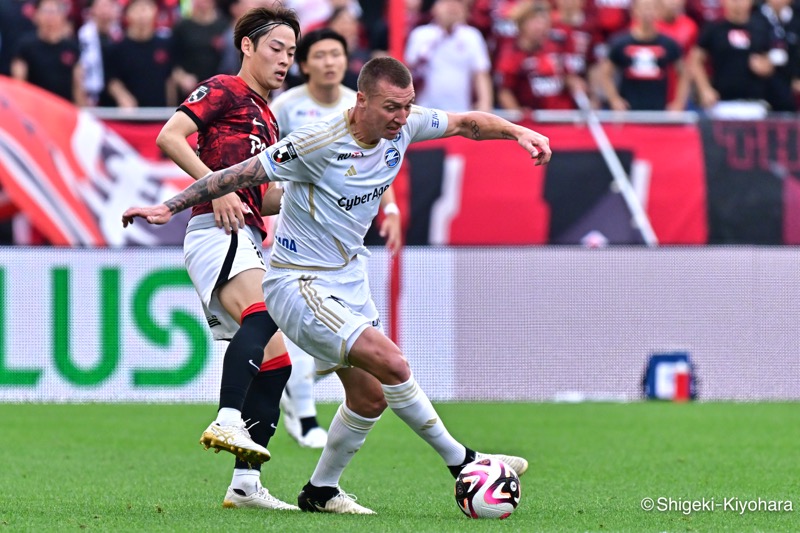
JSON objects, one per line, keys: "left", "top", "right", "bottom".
{"left": 271, "top": 84, "right": 357, "bottom": 137}
{"left": 256, "top": 105, "right": 448, "bottom": 269}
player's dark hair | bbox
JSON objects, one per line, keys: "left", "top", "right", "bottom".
{"left": 233, "top": 6, "right": 301, "bottom": 63}
{"left": 357, "top": 57, "right": 412, "bottom": 95}
{"left": 296, "top": 28, "right": 348, "bottom": 66}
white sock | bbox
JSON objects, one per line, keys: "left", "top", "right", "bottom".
{"left": 284, "top": 350, "right": 317, "bottom": 419}
{"left": 309, "top": 404, "right": 380, "bottom": 487}
{"left": 382, "top": 375, "right": 466, "bottom": 466}
{"left": 216, "top": 407, "right": 241, "bottom": 426}
{"left": 230, "top": 468, "right": 260, "bottom": 495}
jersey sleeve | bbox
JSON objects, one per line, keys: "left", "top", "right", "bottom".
{"left": 665, "top": 36, "right": 682, "bottom": 63}
{"left": 406, "top": 105, "right": 449, "bottom": 143}
{"left": 696, "top": 23, "right": 714, "bottom": 53}
{"left": 178, "top": 76, "right": 232, "bottom": 130}
{"left": 256, "top": 127, "right": 325, "bottom": 185}
{"left": 747, "top": 17, "right": 771, "bottom": 54}
{"left": 607, "top": 35, "right": 627, "bottom": 66}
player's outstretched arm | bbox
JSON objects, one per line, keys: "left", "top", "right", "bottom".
{"left": 443, "top": 111, "right": 552, "bottom": 166}
{"left": 122, "top": 155, "right": 271, "bottom": 227}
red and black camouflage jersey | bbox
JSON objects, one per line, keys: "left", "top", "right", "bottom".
{"left": 179, "top": 74, "right": 279, "bottom": 238}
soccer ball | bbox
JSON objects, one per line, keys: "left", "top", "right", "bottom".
{"left": 454, "top": 458, "right": 521, "bottom": 519}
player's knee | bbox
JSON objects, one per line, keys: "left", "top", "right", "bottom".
{"left": 347, "top": 393, "right": 388, "bottom": 418}
{"left": 347, "top": 391, "right": 387, "bottom": 418}
{"left": 262, "top": 331, "right": 287, "bottom": 363}
{"left": 381, "top": 348, "right": 411, "bottom": 384}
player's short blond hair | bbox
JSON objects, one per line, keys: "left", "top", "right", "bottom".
{"left": 357, "top": 57, "right": 413, "bottom": 95}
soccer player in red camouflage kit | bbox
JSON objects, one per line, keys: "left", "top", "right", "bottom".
{"left": 154, "top": 6, "right": 300, "bottom": 510}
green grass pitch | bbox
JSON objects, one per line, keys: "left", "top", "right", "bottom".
{"left": 2, "top": 402, "right": 798, "bottom": 532}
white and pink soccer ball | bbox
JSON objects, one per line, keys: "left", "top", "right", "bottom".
{"left": 454, "top": 458, "right": 522, "bottom": 519}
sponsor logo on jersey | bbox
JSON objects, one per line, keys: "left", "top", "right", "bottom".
{"left": 384, "top": 148, "right": 400, "bottom": 168}
{"left": 337, "top": 184, "right": 390, "bottom": 211}
{"left": 271, "top": 142, "right": 297, "bottom": 164}
{"left": 337, "top": 151, "right": 364, "bottom": 161}
{"left": 431, "top": 110, "right": 440, "bottom": 128}
{"left": 393, "top": 131, "right": 402, "bottom": 142}
{"left": 275, "top": 235, "right": 298, "bottom": 252}
{"left": 188, "top": 85, "right": 209, "bottom": 103}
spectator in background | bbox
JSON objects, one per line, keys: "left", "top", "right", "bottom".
{"left": 326, "top": 6, "right": 374, "bottom": 90}
{"left": 657, "top": 0, "right": 699, "bottom": 55}
{"left": 600, "top": 0, "right": 688, "bottom": 111}
{"left": 105, "top": 0, "right": 175, "bottom": 107}
{"left": 218, "top": 0, "right": 266, "bottom": 75}
{"left": 171, "top": 0, "right": 228, "bottom": 100}
{"left": 78, "top": 0, "right": 123, "bottom": 106}
{"left": 656, "top": 0, "right": 698, "bottom": 106}
{"left": 11, "top": 0, "right": 86, "bottom": 106}
{"left": 357, "top": 0, "right": 390, "bottom": 51}
{"left": 688, "top": 0, "right": 771, "bottom": 111}
{"left": 404, "top": 0, "right": 426, "bottom": 37}
{"left": 685, "top": 0, "right": 723, "bottom": 28}
{"left": 288, "top": 0, "right": 362, "bottom": 34}
{"left": 749, "top": 0, "right": 800, "bottom": 112}
{"left": 405, "top": 0, "right": 493, "bottom": 112}
{"left": 0, "top": 0, "right": 36, "bottom": 75}
{"left": 468, "top": 0, "right": 531, "bottom": 59}
{"left": 588, "top": 0, "right": 632, "bottom": 43}
{"left": 552, "top": 0, "right": 601, "bottom": 100}
{"left": 495, "top": 1, "right": 580, "bottom": 112}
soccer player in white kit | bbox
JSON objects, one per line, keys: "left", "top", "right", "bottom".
{"left": 270, "top": 27, "right": 402, "bottom": 449}
{"left": 123, "top": 56, "right": 551, "bottom": 515}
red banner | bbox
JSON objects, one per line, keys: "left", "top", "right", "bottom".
{"left": 402, "top": 121, "right": 707, "bottom": 245}
{"left": 108, "top": 117, "right": 708, "bottom": 245}
{"left": 0, "top": 76, "right": 191, "bottom": 245}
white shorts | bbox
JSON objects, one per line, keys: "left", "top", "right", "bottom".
{"left": 184, "top": 214, "right": 266, "bottom": 340}
{"left": 264, "top": 256, "right": 383, "bottom": 374}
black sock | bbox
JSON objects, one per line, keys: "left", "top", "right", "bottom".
{"left": 300, "top": 416, "right": 319, "bottom": 436}
{"left": 448, "top": 447, "right": 477, "bottom": 478}
{"left": 218, "top": 310, "right": 279, "bottom": 411}
{"left": 301, "top": 481, "right": 338, "bottom": 499}
{"left": 234, "top": 362, "right": 292, "bottom": 471}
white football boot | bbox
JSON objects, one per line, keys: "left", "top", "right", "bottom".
{"left": 199, "top": 420, "right": 271, "bottom": 465}
{"left": 298, "top": 484, "right": 376, "bottom": 515}
{"left": 475, "top": 452, "right": 528, "bottom": 477}
{"left": 223, "top": 482, "right": 300, "bottom": 511}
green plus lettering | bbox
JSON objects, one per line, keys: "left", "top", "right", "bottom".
{"left": 132, "top": 268, "right": 208, "bottom": 386}
{"left": 53, "top": 268, "right": 120, "bottom": 385}
{"left": 0, "top": 268, "right": 42, "bottom": 385}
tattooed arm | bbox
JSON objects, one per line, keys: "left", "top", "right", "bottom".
{"left": 122, "top": 155, "right": 270, "bottom": 227}
{"left": 443, "top": 110, "right": 552, "bottom": 166}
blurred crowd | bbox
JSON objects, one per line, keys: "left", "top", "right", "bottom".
{"left": 0, "top": 0, "right": 799, "bottom": 113}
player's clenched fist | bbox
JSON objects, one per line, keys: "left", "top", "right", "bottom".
{"left": 122, "top": 204, "right": 173, "bottom": 227}
{"left": 518, "top": 130, "right": 551, "bottom": 166}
